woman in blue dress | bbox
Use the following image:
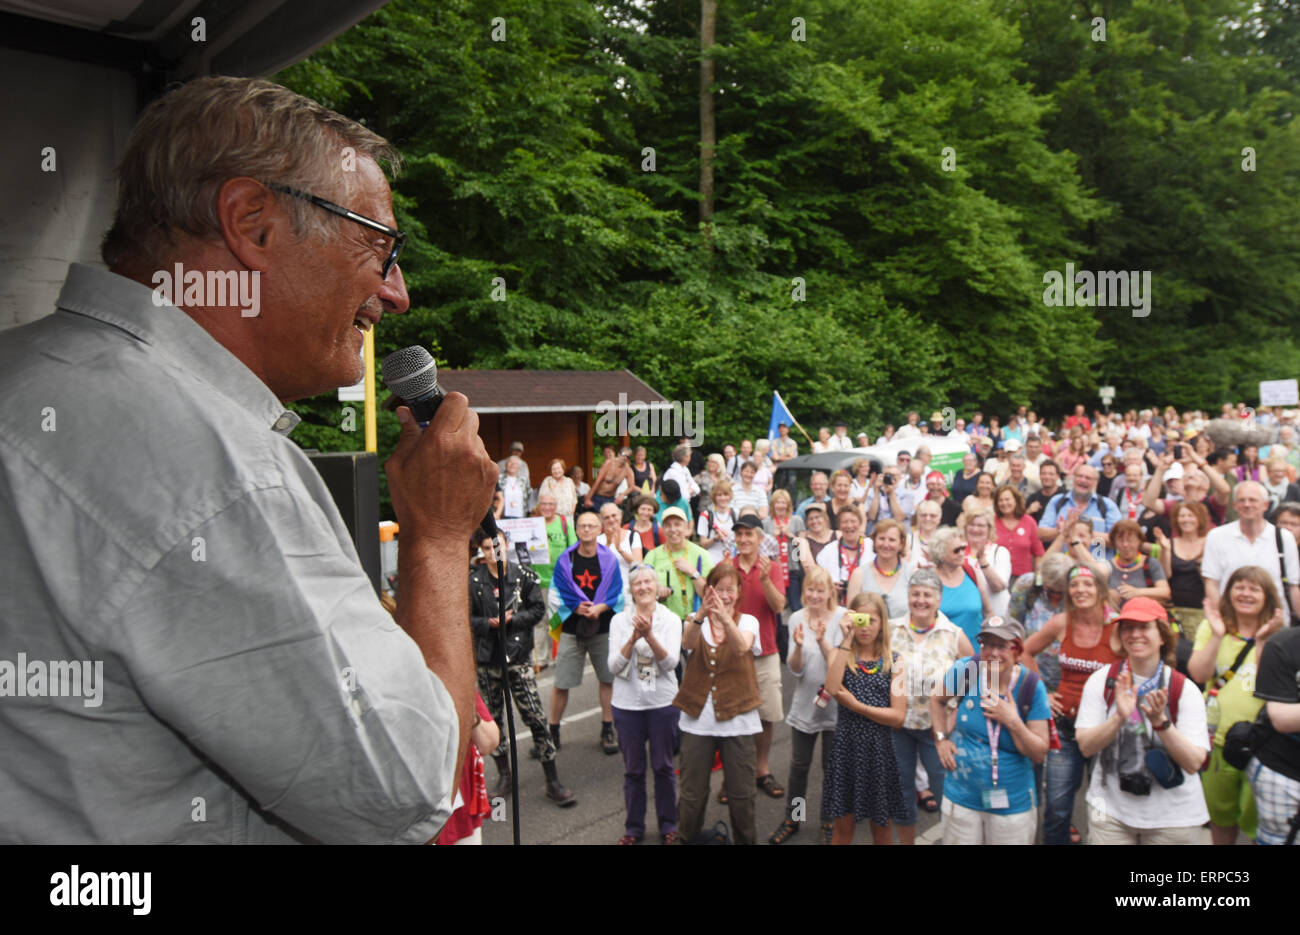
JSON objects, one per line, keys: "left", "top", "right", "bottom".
{"left": 823, "top": 592, "right": 909, "bottom": 844}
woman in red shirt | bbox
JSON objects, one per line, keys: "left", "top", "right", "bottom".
{"left": 438, "top": 693, "right": 499, "bottom": 845}
{"left": 1024, "top": 565, "right": 1118, "bottom": 845}
{"left": 994, "top": 485, "right": 1044, "bottom": 579}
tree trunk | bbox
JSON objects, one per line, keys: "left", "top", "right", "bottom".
{"left": 699, "top": 0, "right": 717, "bottom": 253}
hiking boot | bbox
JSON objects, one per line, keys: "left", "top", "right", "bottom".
{"left": 542, "top": 760, "right": 576, "bottom": 807}
{"left": 600, "top": 722, "right": 619, "bottom": 755}
{"left": 490, "top": 756, "right": 511, "bottom": 800}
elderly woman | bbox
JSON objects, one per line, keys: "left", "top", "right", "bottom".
{"left": 931, "top": 616, "right": 1051, "bottom": 845}
{"left": 537, "top": 458, "right": 578, "bottom": 518}
{"left": 849, "top": 458, "right": 875, "bottom": 506}
{"left": 961, "top": 509, "right": 1011, "bottom": 618}
{"left": 1075, "top": 598, "right": 1210, "bottom": 844}
{"left": 696, "top": 453, "right": 728, "bottom": 513}
{"left": 793, "top": 501, "right": 836, "bottom": 604}
{"left": 608, "top": 564, "right": 683, "bottom": 845}
{"left": 826, "top": 470, "right": 855, "bottom": 530}
{"left": 1107, "top": 519, "right": 1171, "bottom": 610}
{"left": 930, "top": 525, "right": 989, "bottom": 646}
{"left": 890, "top": 568, "right": 974, "bottom": 831}
{"left": 769, "top": 567, "right": 845, "bottom": 845}
{"left": 674, "top": 564, "right": 764, "bottom": 845}
{"left": 500, "top": 455, "right": 529, "bottom": 519}
{"left": 732, "top": 460, "right": 770, "bottom": 519}
{"left": 903, "top": 499, "right": 943, "bottom": 568}
{"left": 1190, "top": 566, "right": 1287, "bottom": 844}
{"left": 847, "top": 519, "right": 913, "bottom": 619}
{"left": 1024, "top": 565, "right": 1119, "bottom": 845}
{"left": 950, "top": 452, "right": 981, "bottom": 505}
{"left": 818, "top": 506, "right": 874, "bottom": 606}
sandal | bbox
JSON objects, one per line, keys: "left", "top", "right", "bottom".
{"left": 820, "top": 821, "right": 834, "bottom": 845}
{"left": 917, "top": 791, "right": 939, "bottom": 814}
{"left": 756, "top": 774, "right": 785, "bottom": 799}
{"left": 1069, "top": 825, "right": 1081, "bottom": 845}
{"left": 769, "top": 818, "right": 799, "bottom": 845}
{"left": 662, "top": 830, "right": 683, "bottom": 845}
{"left": 616, "top": 834, "right": 640, "bottom": 845}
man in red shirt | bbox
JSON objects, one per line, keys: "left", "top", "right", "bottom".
{"left": 1064, "top": 404, "right": 1092, "bottom": 432}
{"left": 728, "top": 514, "right": 788, "bottom": 800}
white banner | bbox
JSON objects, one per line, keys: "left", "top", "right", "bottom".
{"left": 1259, "top": 379, "right": 1299, "bottom": 407}
{"left": 497, "top": 516, "right": 549, "bottom": 565}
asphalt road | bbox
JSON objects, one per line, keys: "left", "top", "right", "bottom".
{"left": 478, "top": 657, "right": 1080, "bottom": 846}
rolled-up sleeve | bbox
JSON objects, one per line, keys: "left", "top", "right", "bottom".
{"left": 113, "top": 486, "right": 459, "bottom": 844}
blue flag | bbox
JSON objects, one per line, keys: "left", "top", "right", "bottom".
{"left": 768, "top": 391, "right": 797, "bottom": 441}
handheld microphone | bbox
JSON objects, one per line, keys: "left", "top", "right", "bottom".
{"left": 381, "top": 345, "right": 498, "bottom": 536}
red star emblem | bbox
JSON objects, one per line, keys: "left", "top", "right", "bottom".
{"left": 574, "top": 569, "right": 598, "bottom": 591}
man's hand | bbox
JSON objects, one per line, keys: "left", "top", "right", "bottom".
{"left": 758, "top": 554, "right": 772, "bottom": 575}
{"left": 386, "top": 394, "right": 496, "bottom": 542}
{"left": 673, "top": 557, "right": 694, "bottom": 575}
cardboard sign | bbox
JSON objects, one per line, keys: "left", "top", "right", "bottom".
{"left": 1259, "top": 379, "right": 1298, "bottom": 407}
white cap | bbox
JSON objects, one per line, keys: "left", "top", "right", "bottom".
{"left": 1164, "top": 462, "right": 1184, "bottom": 480}
{"left": 1004, "top": 438, "right": 1023, "bottom": 452}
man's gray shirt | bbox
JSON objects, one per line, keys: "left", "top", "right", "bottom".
{"left": 0, "top": 264, "right": 459, "bottom": 843}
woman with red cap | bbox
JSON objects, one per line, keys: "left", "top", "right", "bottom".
{"left": 1076, "top": 598, "right": 1209, "bottom": 843}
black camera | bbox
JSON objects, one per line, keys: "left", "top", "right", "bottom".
{"left": 882, "top": 474, "right": 894, "bottom": 486}
{"left": 1118, "top": 771, "right": 1152, "bottom": 796}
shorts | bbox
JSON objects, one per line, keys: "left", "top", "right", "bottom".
{"left": 754, "top": 652, "right": 784, "bottom": 723}
{"left": 554, "top": 631, "right": 613, "bottom": 689}
{"left": 1248, "top": 758, "right": 1300, "bottom": 845}
{"left": 1201, "top": 745, "right": 1257, "bottom": 839}
{"left": 940, "top": 798, "right": 1037, "bottom": 845}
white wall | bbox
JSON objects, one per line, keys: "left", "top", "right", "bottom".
{"left": 0, "top": 47, "right": 137, "bottom": 330}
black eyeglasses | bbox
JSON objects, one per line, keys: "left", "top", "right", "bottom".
{"left": 266, "top": 182, "right": 406, "bottom": 279}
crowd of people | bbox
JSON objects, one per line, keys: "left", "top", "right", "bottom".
{"left": 455, "top": 402, "right": 1300, "bottom": 845}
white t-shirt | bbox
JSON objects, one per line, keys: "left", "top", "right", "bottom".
{"left": 679, "top": 613, "right": 763, "bottom": 737}
{"left": 732, "top": 485, "right": 769, "bottom": 516}
{"left": 1075, "top": 665, "right": 1210, "bottom": 829}
{"left": 697, "top": 508, "right": 736, "bottom": 564}
{"left": 664, "top": 462, "right": 699, "bottom": 499}
{"left": 972, "top": 543, "right": 1012, "bottom": 618}
{"left": 501, "top": 476, "right": 525, "bottom": 518}
{"left": 607, "top": 603, "right": 683, "bottom": 710}
{"left": 816, "top": 537, "right": 876, "bottom": 598}
{"left": 1201, "top": 520, "right": 1299, "bottom": 606}
{"left": 597, "top": 529, "right": 638, "bottom": 593}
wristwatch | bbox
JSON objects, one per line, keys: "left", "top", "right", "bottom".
{"left": 934, "top": 731, "right": 948, "bottom": 743}
{"left": 1152, "top": 720, "right": 1171, "bottom": 732}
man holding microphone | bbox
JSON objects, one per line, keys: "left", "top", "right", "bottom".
{"left": 0, "top": 77, "right": 495, "bottom": 843}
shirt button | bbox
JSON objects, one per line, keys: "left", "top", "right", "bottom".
{"left": 272, "top": 414, "right": 294, "bottom": 432}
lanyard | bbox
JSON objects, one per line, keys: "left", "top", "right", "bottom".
{"left": 983, "top": 665, "right": 1016, "bottom": 786}
{"left": 1125, "top": 488, "right": 1140, "bottom": 520}
{"left": 666, "top": 547, "right": 699, "bottom": 613}
{"left": 839, "top": 541, "right": 863, "bottom": 582}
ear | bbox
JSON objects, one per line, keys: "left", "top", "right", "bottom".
{"left": 216, "top": 178, "right": 283, "bottom": 272}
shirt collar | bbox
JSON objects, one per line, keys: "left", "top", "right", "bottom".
{"left": 56, "top": 264, "right": 300, "bottom": 436}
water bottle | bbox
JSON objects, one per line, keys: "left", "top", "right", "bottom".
{"left": 1205, "top": 688, "right": 1221, "bottom": 747}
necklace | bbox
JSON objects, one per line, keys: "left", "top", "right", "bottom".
{"left": 908, "top": 617, "right": 934, "bottom": 635}
{"left": 874, "top": 557, "right": 900, "bottom": 576}
{"left": 1114, "top": 555, "right": 1141, "bottom": 571}
{"left": 857, "top": 657, "right": 883, "bottom": 675}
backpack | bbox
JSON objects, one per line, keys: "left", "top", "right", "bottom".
{"left": 1102, "top": 661, "right": 1186, "bottom": 726}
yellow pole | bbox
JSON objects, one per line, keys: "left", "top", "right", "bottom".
{"left": 364, "top": 329, "right": 377, "bottom": 453}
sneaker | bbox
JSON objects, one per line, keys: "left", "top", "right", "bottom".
{"left": 600, "top": 723, "right": 619, "bottom": 755}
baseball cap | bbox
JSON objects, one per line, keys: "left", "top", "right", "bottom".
{"left": 660, "top": 507, "right": 689, "bottom": 524}
{"left": 1115, "top": 597, "right": 1168, "bottom": 625}
{"left": 734, "top": 514, "right": 763, "bottom": 530}
{"left": 1164, "top": 462, "right": 1184, "bottom": 480}
{"left": 803, "top": 501, "right": 828, "bottom": 514}
{"left": 977, "top": 616, "right": 1026, "bottom": 643}
{"left": 1004, "top": 438, "right": 1022, "bottom": 452}
{"left": 925, "top": 470, "right": 945, "bottom": 485}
